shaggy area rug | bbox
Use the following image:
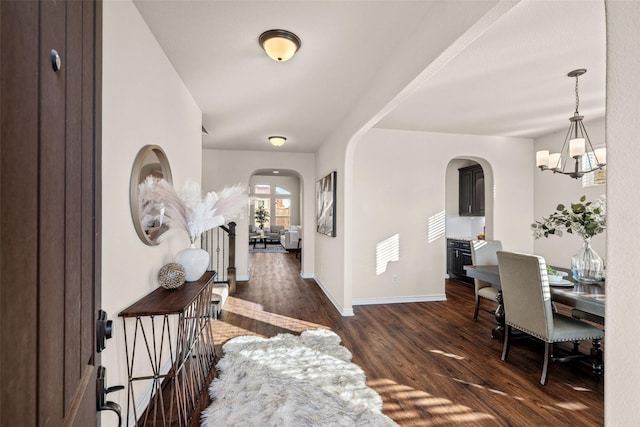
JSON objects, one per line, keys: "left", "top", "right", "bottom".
{"left": 201, "top": 329, "right": 397, "bottom": 427}
{"left": 248, "top": 244, "right": 288, "bottom": 254}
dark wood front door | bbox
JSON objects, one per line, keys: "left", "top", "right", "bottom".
{"left": 0, "top": 1, "right": 102, "bottom": 425}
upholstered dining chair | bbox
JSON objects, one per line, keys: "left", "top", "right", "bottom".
{"left": 470, "top": 240, "right": 502, "bottom": 320}
{"left": 496, "top": 251, "right": 605, "bottom": 385}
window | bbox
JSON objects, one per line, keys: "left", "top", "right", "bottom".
{"left": 251, "top": 182, "right": 294, "bottom": 230}
{"left": 582, "top": 151, "right": 606, "bottom": 188}
{"left": 254, "top": 184, "right": 270, "bottom": 195}
{"left": 275, "top": 186, "right": 291, "bottom": 195}
{"left": 275, "top": 198, "right": 291, "bottom": 228}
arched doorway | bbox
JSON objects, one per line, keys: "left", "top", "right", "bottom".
{"left": 248, "top": 169, "right": 304, "bottom": 260}
{"left": 444, "top": 157, "right": 494, "bottom": 281}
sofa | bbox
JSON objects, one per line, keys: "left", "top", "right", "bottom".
{"left": 281, "top": 226, "right": 301, "bottom": 250}
{"left": 265, "top": 225, "right": 284, "bottom": 242}
{"left": 249, "top": 225, "right": 285, "bottom": 244}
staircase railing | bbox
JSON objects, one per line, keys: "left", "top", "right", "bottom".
{"left": 201, "top": 221, "right": 236, "bottom": 294}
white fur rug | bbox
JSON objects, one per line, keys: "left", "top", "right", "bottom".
{"left": 201, "top": 329, "right": 398, "bottom": 426}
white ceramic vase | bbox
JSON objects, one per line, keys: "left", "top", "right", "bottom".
{"left": 176, "top": 244, "right": 209, "bottom": 282}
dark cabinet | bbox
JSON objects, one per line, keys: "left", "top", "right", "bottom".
{"left": 447, "top": 239, "right": 474, "bottom": 284}
{"left": 459, "top": 165, "right": 485, "bottom": 216}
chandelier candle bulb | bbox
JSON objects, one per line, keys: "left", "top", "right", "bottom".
{"left": 570, "top": 138, "right": 586, "bottom": 158}
{"left": 536, "top": 150, "right": 550, "bottom": 168}
{"left": 594, "top": 148, "right": 607, "bottom": 166}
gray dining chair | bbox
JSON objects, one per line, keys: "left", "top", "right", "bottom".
{"left": 470, "top": 240, "right": 502, "bottom": 320}
{"left": 496, "top": 251, "right": 604, "bottom": 385}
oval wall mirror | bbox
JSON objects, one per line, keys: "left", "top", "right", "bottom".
{"left": 130, "top": 145, "right": 173, "bottom": 246}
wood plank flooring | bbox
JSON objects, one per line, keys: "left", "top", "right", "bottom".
{"left": 200, "top": 251, "right": 603, "bottom": 426}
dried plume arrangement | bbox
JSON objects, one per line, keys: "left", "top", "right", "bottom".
{"left": 139, "top": 177, "right": 248, "bottom": 244}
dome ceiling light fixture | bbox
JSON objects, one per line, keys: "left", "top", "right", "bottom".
{"left": 268, "top": 136, "right": 286, "bottom": 147}
{"left": 259, "top": 29, "right": 301, "bottom": 62}
{"left": 536, "top": 69, "right": 606, "bottom": 179}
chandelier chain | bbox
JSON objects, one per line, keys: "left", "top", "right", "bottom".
{"left": 574, "top": 74, "right": 580, "bottom": 114}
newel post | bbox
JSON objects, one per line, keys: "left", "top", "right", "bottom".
{"left": 227, "top": 221, "right": 237, "bottom": 294}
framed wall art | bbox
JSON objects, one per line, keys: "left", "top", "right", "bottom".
{"left": 316, "top": 171, "right": 337, "bottom": 237}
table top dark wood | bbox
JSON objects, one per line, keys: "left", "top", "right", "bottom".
{"left": 119, "top": 271, "right": 215, "bottom": 317}
{"left": 464, "top": 264, "right": 605, "bottom": 318}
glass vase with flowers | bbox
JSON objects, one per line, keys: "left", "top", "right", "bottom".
{"left": 531, "top": 195, "right": 606, "bottom": 283}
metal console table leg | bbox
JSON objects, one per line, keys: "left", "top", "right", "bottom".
{"left": 119, "top": 272, "right": 216, "bottom": 426}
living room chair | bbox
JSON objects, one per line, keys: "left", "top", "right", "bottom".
{"left": 497, "top": 251, "right": 604, "bottom": 385}
{"left": 470, "top": 240, "right": 502, "bottom": 320}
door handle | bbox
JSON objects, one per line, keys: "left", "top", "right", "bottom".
{"left": 96, "top": 309, "right": 113, "bottom": 353}
{"left": 96, "top": 366, "right": 124, "bottom": 426}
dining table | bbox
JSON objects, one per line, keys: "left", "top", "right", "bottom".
{"left": 463, "top": 264, "right": 605, "bottom": 341}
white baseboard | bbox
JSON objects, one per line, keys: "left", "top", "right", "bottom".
{"left": 352, "top": 294, "right": 447, "bottom": 306}
{"left": 313, "top": 276, "right": 355, "bottom": 317}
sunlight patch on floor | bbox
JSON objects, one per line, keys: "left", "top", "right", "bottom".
{"left": 555, "top": 401, "right": 590, "bottom": 411}
{"left": 367, "top": 378, "right": 497, "bottom": 425}
{"left": 429, "top": 349, "right": 465, "bottom": 360}
{"left": 565, "top": 382, "right": 594, "bottom": 392}
{"left": 211, "top": 320, "right": 263, "bottom": 344}
{"left": 211, "top": 296, "right": 328, "bottom": 345}
{"left": 450, "top": 376, "right": 524, "bottom": 400}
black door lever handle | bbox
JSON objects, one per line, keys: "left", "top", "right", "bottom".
{"left": 97, "top": 366, "right": 124, "bottom": 426}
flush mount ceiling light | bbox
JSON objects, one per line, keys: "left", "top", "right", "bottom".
{"left": 259, "top": 29, "right": 301, "bottom": 62}
{"left": 268, "top": 136, "right": 286, "bottom": 147}
{"left": 536, "top": 69, "right": 606, "bottom": 179}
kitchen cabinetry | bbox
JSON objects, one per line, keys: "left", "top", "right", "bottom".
{"left": 447, "top": 239, "right": 474, "bottom": 284}
{"left": 459, "top": 165, "right": 485, "bottom": 216}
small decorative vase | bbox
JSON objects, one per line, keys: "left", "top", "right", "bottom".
{"left": 571, "top": 238, "right": 604, "bottom": 283}
{"left": 176, "top": 243, "right": 209, "bottom": 282}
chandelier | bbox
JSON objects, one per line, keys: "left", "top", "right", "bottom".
{"left": 536, "top": 69, "right": 606, "bottom": 179}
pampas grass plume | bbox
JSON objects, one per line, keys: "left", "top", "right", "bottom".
{"left": 139, "top": 177, "right": 248, "bottom": 243}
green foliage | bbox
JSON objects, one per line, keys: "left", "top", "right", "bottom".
{"left": 531, "top": 195, "right": 606, "bottom": 240}
{"left": 255, "top": 205, "right": 269, "bottom": 229}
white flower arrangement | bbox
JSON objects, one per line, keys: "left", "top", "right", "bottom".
{"left": 139, "top": 177, "right": 247, "bottom": 244}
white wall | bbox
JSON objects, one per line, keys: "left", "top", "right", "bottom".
{"left": 605, "top": 0, "right": 640, "bottom": 423}
{"left": 316, "top": 1, "right": 508, "bottom": 315}
{"left": 101, "top": 0, "right": 202, "bottom": 422}
{"left": 202, "top": 149, "right": 315, "bottom": 280}
{"left": 352, "top": 128, "right": 533, "bottom": 303}
{"left": 533, "top": 118, "right": 606, "bottom": 268}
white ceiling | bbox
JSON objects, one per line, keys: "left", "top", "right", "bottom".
{"left": 134, "top": 0, "right": 606, "bottom": 153}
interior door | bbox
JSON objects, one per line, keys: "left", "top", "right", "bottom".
{"left": 0, "top": 0, "right": 102, "bottom": 425}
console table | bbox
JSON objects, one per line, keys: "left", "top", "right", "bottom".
{"left": 119, "top": 271, "right": 216, "bottom": 426}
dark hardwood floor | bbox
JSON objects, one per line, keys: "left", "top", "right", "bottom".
{"left": 199, "top": 250, "right": 603, "bottom": 426}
